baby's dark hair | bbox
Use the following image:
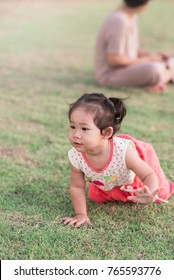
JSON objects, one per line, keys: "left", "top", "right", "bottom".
{"left": 68, "top": 93, "right": 127, "bottom": 136}
{"left": 124, "top": 0, "right": 150, "bottom": 8}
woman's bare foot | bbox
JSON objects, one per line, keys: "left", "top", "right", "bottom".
{"left": 144, "top": 84, "right": 168, "bottom": 93}
{"left": 167, "top": 57, "right": 174, "bottom": 83}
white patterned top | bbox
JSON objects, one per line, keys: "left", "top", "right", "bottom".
{"left": 68, "top": 137, "right": 136, "bottom": 191}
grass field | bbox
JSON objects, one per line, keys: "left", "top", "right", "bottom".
{"left": 0, "top": 0, "right": 174, "bottom": 260}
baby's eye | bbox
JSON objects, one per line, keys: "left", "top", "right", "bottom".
{"left": 70, "top": 125, "right": 75, "bottom": 129}
{"left": 82, "top": 127, "right": 89, "bottom": 131}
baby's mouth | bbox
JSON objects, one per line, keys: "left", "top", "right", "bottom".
{"left": 74, "top": 142, "right": 82, "bottom": 147}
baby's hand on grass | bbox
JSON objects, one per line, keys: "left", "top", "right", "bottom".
{"left": 62, "top": 214, "right": 91, "bottom": 227}
{"left": 127, "top": 185, "right": 157, "bottom": 204}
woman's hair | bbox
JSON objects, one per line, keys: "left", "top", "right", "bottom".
{"left": 68, "top": 93, "right": 127, "bottom": 136}
{"left": 124, "top": 0, "right": 150, "bottom": 8}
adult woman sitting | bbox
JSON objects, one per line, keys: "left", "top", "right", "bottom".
{"left": 95, "top": 0, "right": 174, "bottom": 92}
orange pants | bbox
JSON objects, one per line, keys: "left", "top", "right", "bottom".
{"left": 88, "top": 176, "right": 143, "bottom": 203}
{"left": 88, "top": 135, "right": 174, "bottom": 203}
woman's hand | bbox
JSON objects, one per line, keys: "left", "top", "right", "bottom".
{"left": 127, "top": 185, "right": 157, "bottom": 204}
{"left": 148, "top": 53, "right": 164, "bottom": 62}
{"left": 62, "top": 214, "right": 91, "bottom": 227}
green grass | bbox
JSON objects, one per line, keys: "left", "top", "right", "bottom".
{"left": 0, "top": 0, "right": 174, "bottom": 260}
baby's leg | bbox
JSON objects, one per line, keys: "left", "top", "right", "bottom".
{"left": 88, "top": 184, "right": 114, "bottom": 203}
{"left": 120, "top": 135, "right": 174, "bottom": 202}
{"left": 88, "top": 184, "right": 131, "bottom": 203}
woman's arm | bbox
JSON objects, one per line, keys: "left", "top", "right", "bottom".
{"left": 107, "top": 52, "right": 163, "bottom": 67}
{"left": 107, "top": 53, "right": 147, "bottom": 67}
{"left": 138, "top": 48, "right": 152, "bottom": 57}
{"left": 63, "top": 162, "right": 91, "bottom": 227}
{"left": 125, "top": 142, "right": 159, "bottom": 203}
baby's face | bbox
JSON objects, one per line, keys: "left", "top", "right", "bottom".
{"left": 69, "top": 107, "right": 103, "bottom": 153}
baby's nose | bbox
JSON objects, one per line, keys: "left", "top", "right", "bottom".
{"left": 73, "top": 131, "right": 81, "bottom": 139}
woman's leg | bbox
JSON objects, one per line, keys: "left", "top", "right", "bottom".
{"left": 166, "top": 57, "right": 174, "bottom": 83}
{"left": 102, "top": 62, "right": 168, "bottom": 88}
{"left": 162, "top": 68, "right": 173, "bottom": 84}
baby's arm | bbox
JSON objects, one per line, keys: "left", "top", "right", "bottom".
{"left": 125, "top": 142, "right": 159, "bottom": 203}
{"left": 63, "top": 162, "right": 91, "bottom": 227}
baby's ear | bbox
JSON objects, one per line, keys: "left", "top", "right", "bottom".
{"left": 102, "top": 127, "right": 113, "bottom": 138}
